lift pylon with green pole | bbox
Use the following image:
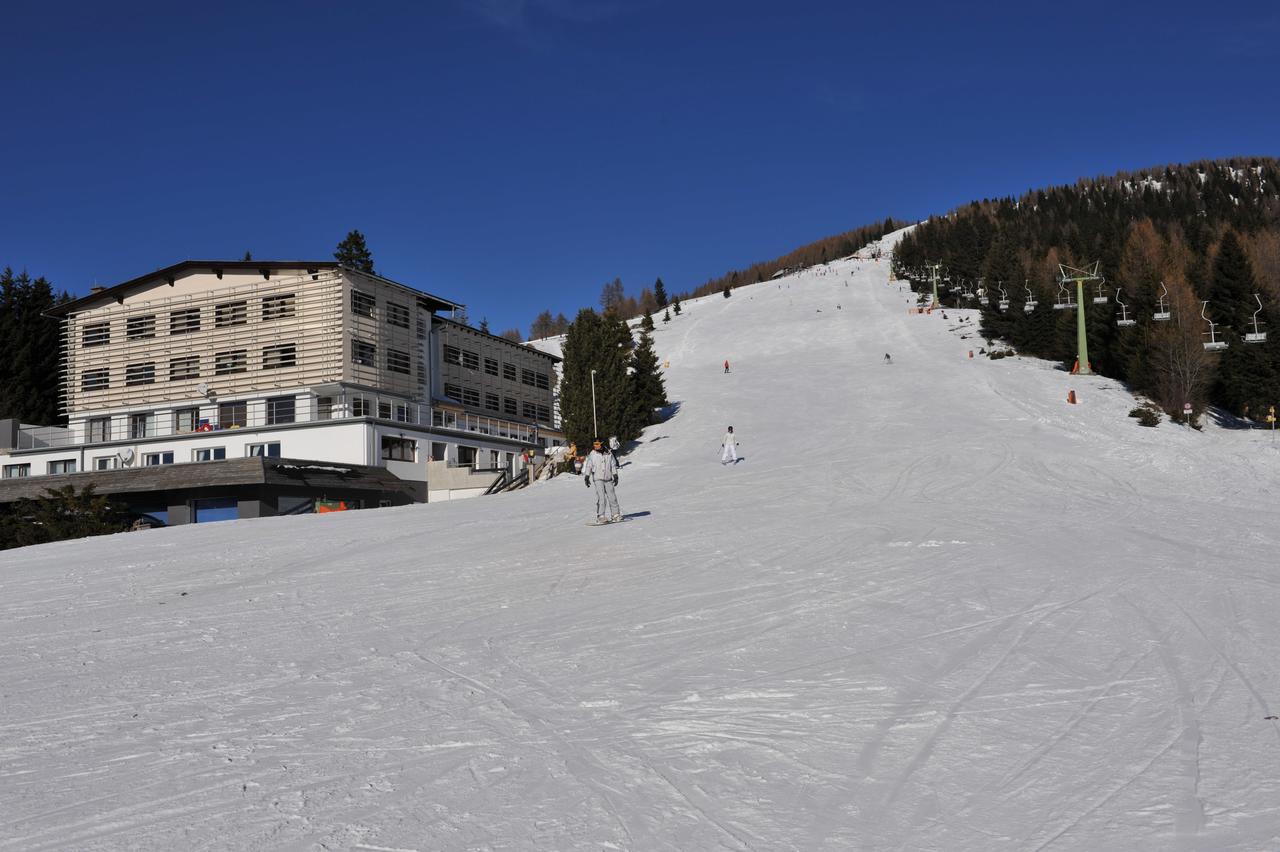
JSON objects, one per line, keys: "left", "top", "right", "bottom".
{"left": 1058, "top": 262, "right": 1102, "bottom": 376}
{"left": 925, "top": 262, "right": 944, "bottom": 309}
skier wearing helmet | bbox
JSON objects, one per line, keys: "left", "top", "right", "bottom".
{"left": 721, "top": 426, "right": 738, "bottom": 464}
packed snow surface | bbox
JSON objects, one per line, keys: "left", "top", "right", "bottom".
{"left": 6, "top": 229, "right": 1280, "bottom": 850}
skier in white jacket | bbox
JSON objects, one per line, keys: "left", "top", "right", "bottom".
{"left": 721, "top": 426, "right": 738, "bottom": 464}
{"left": 582, "top": 439, "right": 621, "bottom": 523}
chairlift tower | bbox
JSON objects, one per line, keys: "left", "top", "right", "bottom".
{"left": 925, "top": 262, "right": 944, "bottom": 309}
{"left": 1058, "top": 262, "right": 1102, "bottom": 375}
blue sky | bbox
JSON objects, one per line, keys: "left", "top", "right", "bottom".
{"left": 3, "top": 0, "right": 1277, "bottom": 335}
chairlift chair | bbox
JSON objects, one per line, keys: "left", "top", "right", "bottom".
{"left": 997, "top": 283, "right": 1009, "bottom": 311}
{"left": 1053, "top": 280, "right": 1076, "bottom": 310}
{"left": 1202, "top": 301, "right": 1228, "bottom": 351}
{"left": 1153, "top": 282, "right": 1171, "bottom": 321}
{"left": 1092, "top": 280, "right": 1109, "bottom": 305}
{"left": 1244, "top": 293, "right": 1268, "bottom": 344}
{"left": 1114, "top": 289, "right": 1136, "bottom": 327}
{"left": 1023, "top": 282, "right": 1037, "bottom": 313}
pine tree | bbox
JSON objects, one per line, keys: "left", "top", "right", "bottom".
{"left": 723, "top": 285, "right": 731, "bottom": 298}
{"left": 654, "top": 277, "right": 668, "bottom": 308}
{"left": 1209, "top": 231, "right": 1277, "bottom": 415}
{"left": 672, "top": 297, "right": 682, "bottom": 315}
{"left": 641, "top": 310, "right": 655, "bottom": 332}
{"left": 334, "top": 230, "right": 375, "bottom": 274}
{"left": 242, "top": 251, "right": 253, "bottom": 261}
{"left": 0, "top": 268, "right": 67, "bottom": 424}
{"left": 559, "top": 309, "right": 640, "bottom": 448}
{"left": 663, "top": 309, "right": 671, "bottom": 323}
{"left": 628, "top": 328, "right": 667, "bottom": 427}
{"left": 479, "top": 317, "right": 490, "bottom": 334}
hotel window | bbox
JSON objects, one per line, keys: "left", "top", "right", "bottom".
{"left": 484, "top": 357, "right": 499, "bottom": 376}
{"left": 378, "top": 401, "right": 392, "bottom": 419}
{"left": 351, "top": 290, "right": 376, "bottom": 318}
{"left": 125, "top": 362, "right": 156, "bottom": 386}
{"left": 444, "top": 383, "right": 463, "bottom": 401}
{"left": 214, "top": 349, "right": 247, "bottom": 375}
{"left": 81, "top": 369, "right": 110, "bottom": 392}
{"left": 395, "top": 403, "right": 410, "bottom": 422}
{"left": 170, "top": 356, "right": 200, "bottom": 380}
{"left": 261, "top": 293, "right": 295, "bottom": 321}
{"left": 503, "top": 362, "right": 517, "bottom": 381}
{"left": 126, "top": 314, "right": 156, "bottom": 339}
{"left": 215, "top": 300, "right": 247, "bottom": 327}
{"left": 381, "top": 436, "right": 416, "bottom": 462}
{"left": 484, "top": 393, "right": 500, "bottom": 412}
{"left": 457, "top": 445, "right": 477, "bottom": 466}
{"left": 143, "top": 451, "right": 174, "bottom": 466}
{"left": 461, "top": 386, "right": 480, "bottom": 407}
{"left": 386, "top": 302, "right": 410, "bottom": 328}
{"left": 129, "top": 412, "right": 153, "bottom": 439}
{"left": 353, "top": 339, "right": 377, "bottom": 366}
{"left": 218, "top": 401, "right": 247, "bottom": 428}
{"left": 93, "top": 456, "right": 118, "bottom": 471}
{"left": 386, "top": 348, "right": 411, "bottom": 374}
{"left": 266, "top": 396, "right": 295, "bottom": 425}
{"left": 443, "top": 345, "right": 462, "bottom": 366}
{"left": 263, "top": 344, "right": 297, "bottom": 369}
{"left": 523, "top": 401, "right": 537, "bottom": 419}
{"left": 461, "top": 349, "right": 480, "bottom": 370}
{"left": 48, "top": 459, "right": 77, "bottom": 474}
{"left": 88, "top": 417, "right": 111, "bottom": 443}
{"left": 82, "top": 321, "right": 110, "bottom": 347}
{"left": 521, "top": 368, "right": 537, "bottom": 387}
{"left": 193, "top": 447, "right": 226, "bottom": 462}
{"left": 174, "top": 407, "right": 199, "bottom": 433}
{"left": 247, "top": 442, "right": 281, "bottom": 457}
{"left": 535, "top": 372, "right": 550, "bottom": 390}
{"left": 2, "top": 464, "right": 31, "bottom": 478}
{"left": 503, "top": 397, "right": 517, "bottom": 417}
{"left": 352, "top": 397, "right": 371, "bottom": 417}
{"left": 416, "top": 316, "right": 428, "bottom": 339}
{"left": 536, "top": 404, "right": 551, "bottom": 422}
{"left": 316, "top": 396, "right": 333, "bottom": 420}
{"left": 169, "top": 308, "right": 201, "bottom": 334}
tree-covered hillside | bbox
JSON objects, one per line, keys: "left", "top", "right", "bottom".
{"left": 893, "top": 157, "right": 1280, "bottom": 421}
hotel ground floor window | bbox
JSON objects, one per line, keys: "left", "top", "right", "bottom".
{"left": 430, "top": 442, "right": 446, "bottom": 461}
{"left": 94, "top": 456, "right": 119, "bottom": 470}
{"left": 192, "top": 497, "right": 238, "bottom": 523}
{"left": 48, "top": 459, "right": 77, "bottom": 474}
{"left": 456, "top": 445, "right": 477, "bottom": 467}
{"left": 381, "top": 436, "right": 416, "bottom": 462}
{"left": 247, "top": 442, "right": 281, "bottom": 458}
{"left": 3, "top": 463, "right": 30, "bottom": 478}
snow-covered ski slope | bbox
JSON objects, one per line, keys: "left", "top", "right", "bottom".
{"left": 7, "top": 228, "right": 1280, "bottom": 850}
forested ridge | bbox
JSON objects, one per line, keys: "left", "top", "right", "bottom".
{"left": 892, "top": 157, "right": 1280, "bottom": 422}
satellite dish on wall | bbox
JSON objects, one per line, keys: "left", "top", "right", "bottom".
{"left": 197, "top": 382, "right": 210, "bottom": 397}
{"left": 118, "top": 447, "right": 135, "bottom": 466}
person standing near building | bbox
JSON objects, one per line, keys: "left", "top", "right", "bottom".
{"left": 583, "top": 439, "right": 621, "bottom": 523}
{"left": 721, "top": 426, "right": 738, "bottom": 464}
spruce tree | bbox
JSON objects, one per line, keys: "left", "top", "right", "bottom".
{"left": 479, "top": 317, "right": 490, "bottom": 334}
{"left": 0, "top": 268, "right": 67, "bottom": 424}
{"left": 654, "top": 277, "right": 668, "bottom": 308}
{"left": 672, "top": 297, "right": 682, "bottom": 315}
{"left": 628, "top": 328, "right": 668, "bottom": 427}
{"left": 663, "top": 308, "right": 671, "bottom": 323}
{"left": 1209, "top": 231, "right": 1277, "bottom": 415}
{"left": 641, "top": 310, "right": 655, "bottom": 332}
{"left": 334, "top": 230, "right": 376, "bottom": 274}
{"left": 559, "top": 309, "right": 639, "bottom": 448}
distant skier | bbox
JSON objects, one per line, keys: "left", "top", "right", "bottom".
{"left": 884, "top": 353, "right": 892, "bottom": 364}
{"left": 721, "top": 426, "right": 739, "bottom": 464}
{"left": 583, "top": 439, "right": 621, "bottom": 524}
{"left": 724, "top": 359, "right": 730, "bottom": 373}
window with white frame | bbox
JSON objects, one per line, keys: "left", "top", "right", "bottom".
{"left": 93, "top": 456, "right": 118, "bottom": 470}
{"left": 352, "top": 397, "right": 370, "bottom": 417}
{"left": 214, "top": 300, "right": 247, "bottom": 327}
{"left": 262, "top": 344, "right": 297, "bottom": 369}
{"left": 381, "top": 436, "right": 416, "bottom": 462}
{"left": 214, "top": 350, "right": 247, "bottom": 375}
{"left": 3, "top": 463, "right": 31, "bottom": 478}
{"left": 125, "top": 362, "right": 156, "bottom": 386}
{"left": 351, "top": 290, "right": 376, "bottom": 318}
{"left": 316, "top": 396, "right": 333, "bottom": 420}
{"left": 386, "top": 302, "right": 410, "bottom": 328}
{"left": 266, "top": 396, "right": 295, "bottom": 425}
{"left": 129, "top": 412, "right": 153, "bottom": 439}
{"left": 48, "top": 459, "right": 77, "bottom": 474}
{"left": 143, "top": 451, "right": 174, "bottom": 466}
{"left": 174, "top": 407, "right": 200, "bottom": 433}
{"left": 378, "top": 401, "right": 392, "bottom": 419}
{"left": 395, "top": 403, "right": 409, "bottom": 422}
{"left": 170, "top": 356, "right": 200, "bottom": 380}
{"left": 386, "top": 348, "right": 411, "bottom": 374}
{"left": 247, "top": 442, "right": 281, "bottom": 457}
{"left": 126, "top": 314, "right": 156, "bottom": 339}
{"left": 169, "top": 308, "right": 201, "bottom": 334}
{"left": 88, "top": 417, "right": 111, "bottom": 443}
{"left": 193, "top": 447, "right": 226, "bottom": 462}
{"left": 82, "top": 321, "right": 110, "bottom": 347}
{"left": 261, "top": 293, "right": 295, "bottom": 321}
